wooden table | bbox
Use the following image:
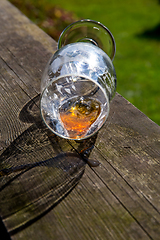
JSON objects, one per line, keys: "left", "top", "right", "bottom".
{"left": 0, "top": 1, "right": 160, "bottom": 239}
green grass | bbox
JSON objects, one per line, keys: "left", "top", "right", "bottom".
{"left": 10, "top": 0, "right": 160, "bottom": 125}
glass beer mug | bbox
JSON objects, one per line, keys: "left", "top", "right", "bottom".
{"left": 40, "top": 19, "right": 116, "bottom": 140}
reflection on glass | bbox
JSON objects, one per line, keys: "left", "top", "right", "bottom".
{"left": 40, "top": 19, "right": 116, "bottom": 140}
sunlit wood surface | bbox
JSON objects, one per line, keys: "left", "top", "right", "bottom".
{"left": 0, "top": 1, "right": 160, "bottom": 239}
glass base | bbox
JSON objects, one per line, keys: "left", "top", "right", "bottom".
{"left": 40, "top": 75, "right": 109, "bottom": 140}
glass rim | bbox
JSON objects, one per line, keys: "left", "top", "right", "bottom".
{"left": 58, "top": 19, "right": 116, "bottom": 61}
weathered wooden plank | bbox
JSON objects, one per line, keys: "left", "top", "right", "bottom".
{"left": 0, "top": 0, "right": 160, "bottom": 240}
{"left": 0, "top": 0, "right": 56, "bottom": 150}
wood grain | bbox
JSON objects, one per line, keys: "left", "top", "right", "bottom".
{"left": 0, "top": 1, "right": 160, "bottom": 239}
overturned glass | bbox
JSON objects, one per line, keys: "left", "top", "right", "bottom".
{"left": 40, "top": 19, "right": 116, "bottom": 140}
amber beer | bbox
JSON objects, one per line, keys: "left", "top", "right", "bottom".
{"left": 59, "top": 96, "right": 101, "bottom": 139}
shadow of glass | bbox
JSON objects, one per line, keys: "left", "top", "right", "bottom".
{"left": 0, "top": 217, "right": 11, "bottom": 240}
{"left": 19, "top": 94, "right": 42, "bottom": 124}
{"left": 0, "top": 94, "right": 98, "bottom": 235}
{"left": 137, "top": 23, "right": 160, "bottom": 41}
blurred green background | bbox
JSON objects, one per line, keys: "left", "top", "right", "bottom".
{"left": 10, "top": 0, "right": 160, "bottom": 125}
